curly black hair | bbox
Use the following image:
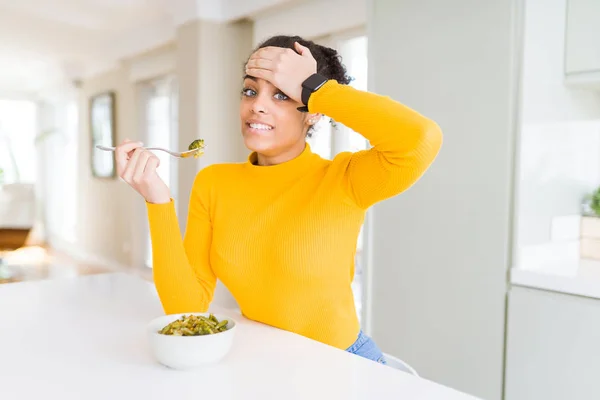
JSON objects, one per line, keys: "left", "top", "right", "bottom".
{"left": 247, "top": 35, "right": 352, "bottom": 136}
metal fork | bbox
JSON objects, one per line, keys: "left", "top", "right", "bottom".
{"left": 95, "top": 145, "right": 204, "bottom": 159}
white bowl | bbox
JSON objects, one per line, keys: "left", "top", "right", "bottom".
{"left": 147, "top": 313, "right": 236, "bottom": 369}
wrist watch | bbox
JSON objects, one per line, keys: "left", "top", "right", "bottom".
{"left": 297, "top": 73, "right": 328, "bottom": 112}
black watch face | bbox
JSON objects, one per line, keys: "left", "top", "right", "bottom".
{"left": 304, "top": 74, "right": 327, "bottom": 90}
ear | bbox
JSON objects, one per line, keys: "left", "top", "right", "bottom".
{"left": 305, "top": 113, "right": 322, "bottom": 127}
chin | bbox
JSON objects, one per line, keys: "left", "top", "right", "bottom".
{"left": 242, "top": 134, "right": 276, "bottom": 155}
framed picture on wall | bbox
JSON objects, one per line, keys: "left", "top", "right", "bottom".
{"left": 90, "top": 91, "right": 116, "bottom": 178}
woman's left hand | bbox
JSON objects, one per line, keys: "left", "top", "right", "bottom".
{"left": 246, "top": 42, "right": 317, "bottom": 104}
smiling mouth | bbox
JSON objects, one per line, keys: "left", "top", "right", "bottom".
{"left": 246, "top": 122, "right": 274, "bottom": 131}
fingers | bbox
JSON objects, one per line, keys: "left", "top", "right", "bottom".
{"left": 294, "top": 42, "right": 311, "bottom": 57}
{"left": 132, "top": 150, "right": 152, "bottom": 185}
{"left": 121, "top": 147, "right": 144, "bottom": 183}
{"left": 115, "top": 139, "right": 143, "bottom": 177}
{"left": 248, "top": 47, "right": 296, "bottom": 67}
{"left": 245, "top": 58, "right": 275, "bottom": 71}
{"left": 143, "top": 155, "right": 160, "bottom": 180}
{"left": 251, "top": 46, "right": 287, "bottom": 60}
{"left": 246, "top": 46, "right": 302, "bottom": 72}
{"left": 250, "top": 45, "right": 309, "bottom": 62}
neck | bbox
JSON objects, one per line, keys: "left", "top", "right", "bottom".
{"left": 256, "top": 141, "right": 306, "bottom": 166}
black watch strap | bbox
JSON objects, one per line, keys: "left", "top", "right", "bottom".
{"left": 297, "top": 73, "right": 328, "bottom": 112}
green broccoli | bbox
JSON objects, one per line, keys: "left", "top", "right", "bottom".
{"left": 188, "top": 139, "right": 205, "bottom": 158}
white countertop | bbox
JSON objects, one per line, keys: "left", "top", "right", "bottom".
{"left": 511, "top": 259, "right": 600, "bottom": 299}
{"left": 0, "top": 273, "right": 479, "bottom": 400}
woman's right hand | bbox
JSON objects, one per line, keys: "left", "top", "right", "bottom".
{"left": 115, "top": 139, "right": 171, "bottom": 204}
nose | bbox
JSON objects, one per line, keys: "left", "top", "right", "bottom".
{"left": 251, "top": 93, "right": 269, "bottom": 114}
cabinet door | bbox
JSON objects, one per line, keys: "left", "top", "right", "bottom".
{"left": 505, "top": 286, "right": 600, "bottom": 400}
{"left": 565, "top": 0, "right": 600, "bottom": 75}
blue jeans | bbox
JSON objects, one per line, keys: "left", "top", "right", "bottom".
{"left": 346, "top": 330, "right": 387, "bottom": 364}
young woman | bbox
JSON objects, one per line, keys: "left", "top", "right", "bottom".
{"left": 115, "top": 35, "right": 442, "bottom": 364}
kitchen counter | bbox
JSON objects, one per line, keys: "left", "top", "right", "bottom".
{"left": 0, "top": 273, "right": 479, "bottom": 400}
{"left": 511, "top": 259, "right": 600, "bottom": 299}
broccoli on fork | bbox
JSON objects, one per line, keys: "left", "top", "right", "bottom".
{"left": 188, "top": 139, "right": 205, "bottom": 158}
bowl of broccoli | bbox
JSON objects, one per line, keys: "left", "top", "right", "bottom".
{"left": 147, "top": 313, "right": 236, "bottom": 369}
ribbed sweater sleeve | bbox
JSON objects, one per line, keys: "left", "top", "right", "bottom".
{"left": 146, "top": 167, "right": 216, "bottom": 314}
{"left": 309, "top": 80, "right": 443, "bottom": 209}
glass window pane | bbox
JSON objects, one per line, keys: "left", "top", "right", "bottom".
{"left": 0, "top": 99, "right": 37, "bottom": 184}
{"left": 306, "top": 117, "right": 333, "bottom": 159}
{"left": 140, "top": 77, "right": 178, "bottom": 268}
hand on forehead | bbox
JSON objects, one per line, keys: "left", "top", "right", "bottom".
{"left": 248, "top": 46, "right": 297, "bottom": 61}
{"left": 245, "top": 42, "right": 316, "bottom": 104}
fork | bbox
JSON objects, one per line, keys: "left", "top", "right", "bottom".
{"left": 95, "top": 145, "right": 204, "bottom": 159}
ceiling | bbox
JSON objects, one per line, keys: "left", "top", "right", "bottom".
{"left": 0, "top": 0, "right": 297, "bottom": 97}
{"left": 0, "top": 0, "right": 174, "bottom": 96}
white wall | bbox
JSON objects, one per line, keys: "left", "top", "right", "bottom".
{"left": 252, "top": 0, "right": 366, "bottom": 44}
{"left": 367, "top": 0, "right": 522, "bottom": 399}
{"left": 515, "top": 0, "right": 600, "bottom": 251}
{"left": 74, "top": 67, "right": 138, "bottom": 269}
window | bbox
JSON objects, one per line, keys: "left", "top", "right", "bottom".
{"left": 138, "top": 76, "right": 178, "bottom": 268}
{"left": 311, "top": 32, "right": 369, "bottom": 323}
{"left": 62, "top": 102, "right": 78, "bottom": 241}
{"left": 305, "top": 117, "right": 333, "bottom": 159}
{"left": 336, "top": 35, "right": 369, "bottom": 153}
{"left": 31, "top": 97, "right": 79, "bottom": 244}
{"left": 0, "top": 99, "right": 37, "bottom": 184}
{"left": 309, "top": 32, "right": 369, "bottom": 157}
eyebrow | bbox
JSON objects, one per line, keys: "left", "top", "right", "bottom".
{"left": 242, "top": 75, "right": 285, "bottom": 94}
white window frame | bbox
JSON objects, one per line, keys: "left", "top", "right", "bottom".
{"left": 134, "top": 75, "right": 179, "bottom": 269}
{"left": 310, "top": 27, "right": 369, "bottom": 158}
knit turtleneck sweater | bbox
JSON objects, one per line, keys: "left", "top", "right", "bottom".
{"left": 146, "top": 80, "right": 443, "bottom": 349}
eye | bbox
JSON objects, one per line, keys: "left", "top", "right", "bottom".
{"left": 241, "top": 88, "right": 256, "bottom": 97}
{"left": 274, "top": 92, "right": 289, "bottom": 101}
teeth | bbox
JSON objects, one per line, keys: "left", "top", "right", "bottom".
{"left": 249, "top": 123, "right": 273, "bottom": 130}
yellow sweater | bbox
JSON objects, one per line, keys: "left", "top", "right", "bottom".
{"left": 146, "top": 80, "right": 442, "bottom": 349}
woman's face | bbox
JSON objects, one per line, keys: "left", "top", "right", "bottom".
{"left": 239, "top": 75, "right": 314, "bottom": 162}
